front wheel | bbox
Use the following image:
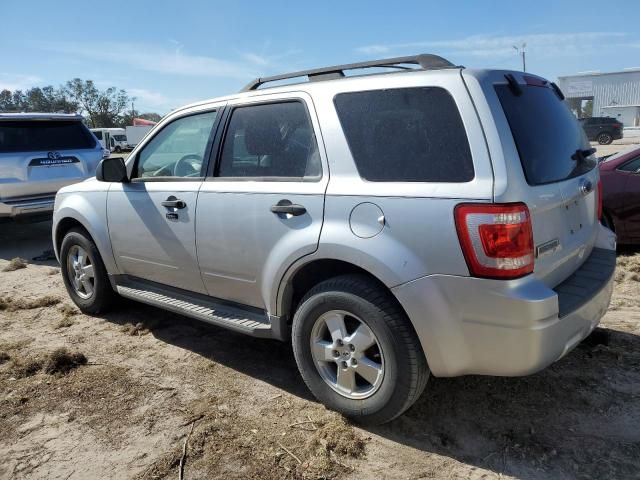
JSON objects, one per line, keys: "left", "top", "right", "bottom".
{"left": 597, "top": 132, "right": 613, "bottom": 145}
{"left": 292, "top": 274, "right": 429, "bottom": 425}
{"left": 60, "top": 227, "right": 117, "bottom": 314}
{"left": 114, "top": 146, "right": 122, "bottom": 153}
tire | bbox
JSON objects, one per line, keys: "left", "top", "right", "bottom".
{"left": 597, "top": 132, "right": 613, "bottom": 145}
{"left": 291, "top": 274, "right": 429, "bottom": 425}
{"left": 114, "top": 146, "right": 122, "bottom": 153}
{"left": 60, "top": 227, "right": 117, "bottom": 314}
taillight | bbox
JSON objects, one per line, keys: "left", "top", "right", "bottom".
{"left": 597, "top": 178, "right": 603, "bottom": 220}
{"left": 455, "top": 203, "right": 534, "bottom": 279}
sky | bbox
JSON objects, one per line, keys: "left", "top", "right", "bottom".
{"left": 1, "top": 0, "right": 639, "bottom": 114}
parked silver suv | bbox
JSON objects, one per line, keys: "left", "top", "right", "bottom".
{"left": 52, "top": 54, "right": 616, "bottom": 424}
{"left": 0, "top": 113, "right": 104, "bottom": 221}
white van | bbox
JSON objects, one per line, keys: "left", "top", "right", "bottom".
{"left": 90, "top": 128, "right": 128, "bottom": 153}
{"left": 125, "top": 125, "right": 153, "bottom": 149}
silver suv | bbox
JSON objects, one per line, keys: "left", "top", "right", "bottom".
{"left": 52, "top": 54, "right": 616, "bottom": 424}
{"left": 0, "top": 113, "right": 104, "bottom": 221}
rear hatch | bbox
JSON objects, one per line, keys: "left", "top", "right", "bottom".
{"left": 472, "top": 71, "right": 600, "bottom": 287}
{"left": 0, "top": 119, "right": 102, "bottom": 200}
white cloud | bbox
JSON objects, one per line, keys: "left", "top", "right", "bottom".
{"left": 127, "top": 88, "right": 170, "bottom": 108}
{"left": 242, "top": 52, "right": 271, "bottom": 66}
{"left": 0, "top": 73, "right": 43, "bottom": 91}
{"left": 240, "top": 48, "right": 303, "bottom": 70}
{"left": 126, "top": 87, "right": 198, "bottom": 112}
{"left": 356, "top": 32, "right": 628, "bottom": 59}
{"left": 43, "top": 41, "right": 260, "bottom": 80}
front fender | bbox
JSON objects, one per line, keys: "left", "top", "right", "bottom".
{"left": 53, "top": 190, "right": 117, "bottom": 273}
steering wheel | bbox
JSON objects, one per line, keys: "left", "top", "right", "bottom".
{"left": 173, "top": 154, "right": 203, "bottom": 177}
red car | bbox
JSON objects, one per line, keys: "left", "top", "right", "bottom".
{"left": 599, "top": 145, "right": 640, "bottom": 244}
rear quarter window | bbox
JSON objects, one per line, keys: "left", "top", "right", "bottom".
{"left": 495, "top": 84, "right": 595, "bottom": 185}
{"left": 334, "top": 87, "right": 474, "bottom": 182}
{"left": 0, "top": 120, "right": 96, "bottom": 153}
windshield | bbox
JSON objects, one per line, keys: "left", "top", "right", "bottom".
{"left": 0, "top": 121, "right": 96, "bottom": 153}
{"left": 495, "top": 84, "right": 596, "bottom": 185}
{"left": 113, "top": 134, "right": 126, "bottom": 141}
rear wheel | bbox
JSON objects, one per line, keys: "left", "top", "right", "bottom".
{"left": 60, "top": 227, "right": 117, "bottom": 314}
{"left": 291, "top": 274, "right": 429, "bottom": 425}
{"left": 597, "top": 132, "right": 613, "bottom": 145}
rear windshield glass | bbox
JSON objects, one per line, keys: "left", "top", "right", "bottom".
{"left": 495, "top": 85, "right": 595, "bottom": 185}
{"left": 0, "top": 121, "right": 96, "bottom": 153}
{"left": 334, "top": 87, "right": 474, "bottom": 182}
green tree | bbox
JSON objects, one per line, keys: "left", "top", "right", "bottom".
{"left": 64, "top": 79, "right": 130, "bottom": 128}
{"left": 0, "top": 89, "right": 13, "bottom": 111}
{"left": 582, "top": 99, "right": 593, "bottom": 118}
{"left": 24, "top": 86, "right": 78, "bottom": 113}
{"left": 0, "top": 86, "right": 78, "bottom": 113}
{"left": 0, "top": 80, "right": 160, "bottom": 125}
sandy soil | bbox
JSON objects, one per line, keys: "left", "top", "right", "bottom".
{"left": 0, "top": 222, "right": 639, "bottom": 480}
{"left": 592, "top": 139, "right": 639, "bottom": 158}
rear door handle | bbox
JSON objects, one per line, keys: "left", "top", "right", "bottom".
{"left": 271, "top": 201, "right": 306, "bottom": 216}
{"left": 161, "top": 196, "right": 186, "bottom": 209}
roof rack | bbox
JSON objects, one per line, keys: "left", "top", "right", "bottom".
{"left": 241, "top": 53, "right": 459, "bottom": 92}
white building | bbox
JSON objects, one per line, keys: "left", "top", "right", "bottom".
{"left": 557, "top": 69, "right": 640, "bottom": 127}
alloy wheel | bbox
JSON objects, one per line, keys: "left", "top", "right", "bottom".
{"left": 310, "top": 310, "right": 385, "bottom": 399}
{"left": 599, "top": 133, "right": 612, "bottom": 145}
{"left": 66, "top": 245, "right": 95, "bottom": 299}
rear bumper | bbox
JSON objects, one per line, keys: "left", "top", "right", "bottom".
{"left": 393, "top": 246, "right": 615, "bottom": 377}
{"left": 0, "top": 195, "right": 55, "bottom": 219}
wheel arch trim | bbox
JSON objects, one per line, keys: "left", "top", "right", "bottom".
{"left": 53, "top": 195, "right": 117, "bottom": 274}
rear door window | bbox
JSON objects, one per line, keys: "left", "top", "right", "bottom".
{"left": 0, "top": 121, "right": 96, "bottom": 153}
{"left": 495, "top": 84, "right": 596, "bottom": 185}
{"left": 334, "top": 87, "right": 474, "bottom": 182}
{"left": 217, "top": 101, "right": 321, "bottom": 180}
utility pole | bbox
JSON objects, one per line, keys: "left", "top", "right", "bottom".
{"left": 513, "top": 42, "right": 526, "bottom": 72}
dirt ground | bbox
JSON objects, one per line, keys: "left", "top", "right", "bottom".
{"left": 1, "top": 222, "right": 639, "bottom": 480}
{"left": 592, "top": 138, "right": 639, "bottom": 158}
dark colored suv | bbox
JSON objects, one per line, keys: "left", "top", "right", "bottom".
{"left": 578, "top": 117, "right": 623, "bottom": 145}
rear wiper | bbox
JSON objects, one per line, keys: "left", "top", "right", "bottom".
{"left": 504, "top": 74, "right": 522, "bottom": 96}
{"left": 571, "top": 148, "right": 597, "bottom": 163}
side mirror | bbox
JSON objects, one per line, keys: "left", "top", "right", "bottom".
{"left": 96, "top": 157, "right": 128, "bottom": 183}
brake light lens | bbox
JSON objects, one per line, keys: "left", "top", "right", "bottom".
{"left": 455, "top": 203, "right": 534, "bottom": 279}
{"left": 523, "top": 75, "right": 548, "bottom": 87}
{"left": 597, "top": 178, "right": 603, "bottom": 220}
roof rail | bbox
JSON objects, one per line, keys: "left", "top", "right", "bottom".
{"left": 241, "top": 53, "right": 459, "bottom": 92}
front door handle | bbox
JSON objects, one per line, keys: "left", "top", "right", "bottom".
{"left": 271, "top": 200, "right": 306, "bottom": 216}
{"left": 161, "top": 196, "right": 186, "bottom": 209}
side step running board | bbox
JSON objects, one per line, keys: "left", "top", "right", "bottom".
{"left": 115, "top": 281, "right": 286, "bottom": 340}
